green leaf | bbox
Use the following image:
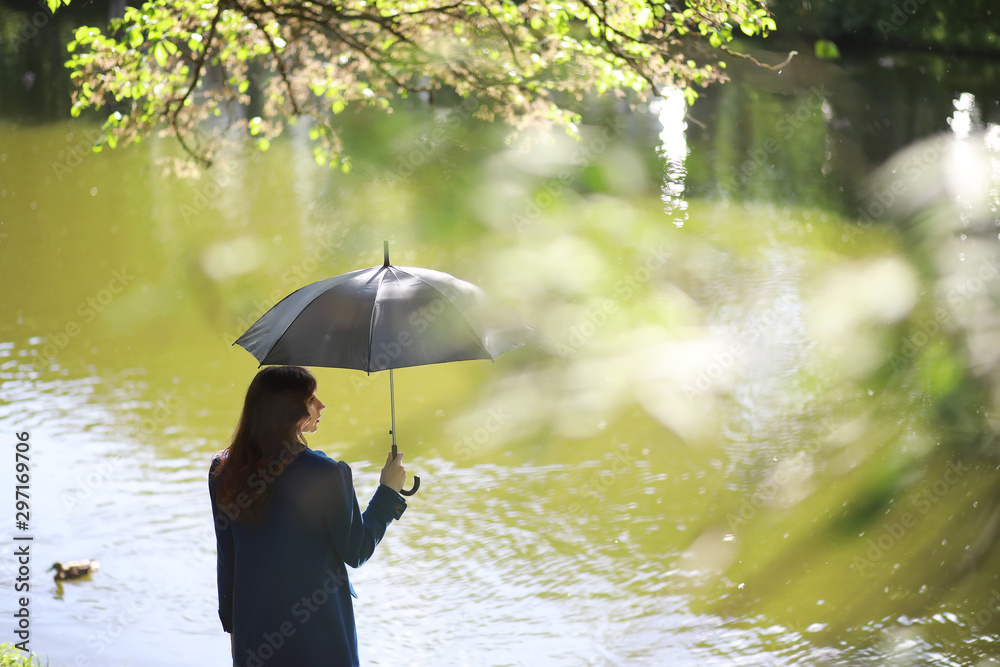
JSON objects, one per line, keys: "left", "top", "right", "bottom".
{"left": 814, "top": 39, "right": 841, "bottom": 60}
{"left": 154, "top": 42, "right": 168, "bottom": 67}
{"left": 129, "top": 27, "right": 143, "bottom": 49}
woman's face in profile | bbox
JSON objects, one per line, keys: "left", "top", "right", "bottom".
{"left": 299, "top": 391, "right": 326, "bottom": 434}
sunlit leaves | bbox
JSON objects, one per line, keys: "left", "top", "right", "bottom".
{"left": 45, "top": 0, "right": 70, "bottom": 13}
{"left": 61, "top": 0, "right": 773, "bottom": 168}
{"left": 128, "top": 26, "right": 143, "bottom": 49}
{"left": 152, "top": 40, "right": 178, "bottom": 67}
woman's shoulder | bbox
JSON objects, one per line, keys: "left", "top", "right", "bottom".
{"left": 295, "top": 448, "right": 349, "bottom": 472}
{"left": 209, "top": 451, "right": 227, "bottom": 474}
{"left": 287, "top": 449, "right": 354, "bottom": 491}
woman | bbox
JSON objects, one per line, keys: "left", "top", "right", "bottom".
{"left": 209, "top": 365, "right": 407, "bottom": 667}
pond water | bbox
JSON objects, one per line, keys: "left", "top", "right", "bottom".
{"left": 3, "top": 11, "right": 1000, "bottom": 666}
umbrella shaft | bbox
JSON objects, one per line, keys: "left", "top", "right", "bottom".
{"left": 390, "top": 368, "right": 397, "bottom": 455}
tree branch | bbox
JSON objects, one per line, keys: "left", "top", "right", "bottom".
{"left": 719, "top": 47, "right": 798, "bottom": 71}
{"left": 167, "top": 2, "right": 224, "bottom": 167}
{"left": 574, "top": 0, "right": 665, "bottom": 97}
{"left": 238, "top": 0, "right": 303, "bottom": 115}
{"left": 473, "top": 0, "right": 524, "bottom": 71}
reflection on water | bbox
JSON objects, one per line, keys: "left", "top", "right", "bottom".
{"left": 3, "top": 21, "right": 1000, "bottom": 665}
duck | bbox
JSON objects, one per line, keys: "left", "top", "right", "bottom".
{"left": 49, "top": 560, "right": 100, "bottom": 580}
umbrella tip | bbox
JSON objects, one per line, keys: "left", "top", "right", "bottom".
{"left": 383, "top": 240, "right": 389, "bottom": 267}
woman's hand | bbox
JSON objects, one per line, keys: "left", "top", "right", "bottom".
{"left": 380, "top": 450, "right": 406, "bottom": 493}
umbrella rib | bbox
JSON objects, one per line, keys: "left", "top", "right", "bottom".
{"left": 403, "top": 270, "right": 495, "bottom": 360}
{"left": 236, "top": 267, "right": 377, "bottom": 367}
{"left": 367, "top": 267, "right": 391, "bottom": 372}
{"left": 236, "top": 281, "right": 324, "bottom": 364}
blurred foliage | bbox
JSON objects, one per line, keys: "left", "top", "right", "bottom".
{"left": 0, "top": 645, "right": 45, "bottom": 667}
{"left": 867, "top": 131, "right": 1000, "bottom": 449}
{"left": 764, "top": 0, "right": 1000, "bottom": 53}
{"left": 684, "top": 129, "right": 1000, "bottom": 654}
{"left": 813, "top": 38, "right": 840, "bottom": 60}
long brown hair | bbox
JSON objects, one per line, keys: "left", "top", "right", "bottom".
{"left": 212, "top": 365, "right": 317, "bottom": 524}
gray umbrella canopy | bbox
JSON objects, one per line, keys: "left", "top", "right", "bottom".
{"left": 234, "top": 244, "right": 537, "bottom": 371}
{"left": 234, "top": 243, "right": 538, "bottom": 496}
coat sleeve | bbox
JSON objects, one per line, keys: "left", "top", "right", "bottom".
{"left": 325, "top": 461, "right": 407, "bottom": 568}
{"left": 208, "top": 457, "right": 235, "bottom": 633}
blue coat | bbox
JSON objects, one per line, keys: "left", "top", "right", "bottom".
{"left": 209, "top": 448, "right": 406, "bottom": 667}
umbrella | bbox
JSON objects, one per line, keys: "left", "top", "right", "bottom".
{"left": 234, "top": 242, "right": 538, "bottom": 495}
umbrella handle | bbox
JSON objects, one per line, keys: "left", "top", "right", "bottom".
{"left": 400, "top": 476, "right": 420, "bottom": 496}
{"left": 391, "top": 442, "right": 420, "bottom": 496}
